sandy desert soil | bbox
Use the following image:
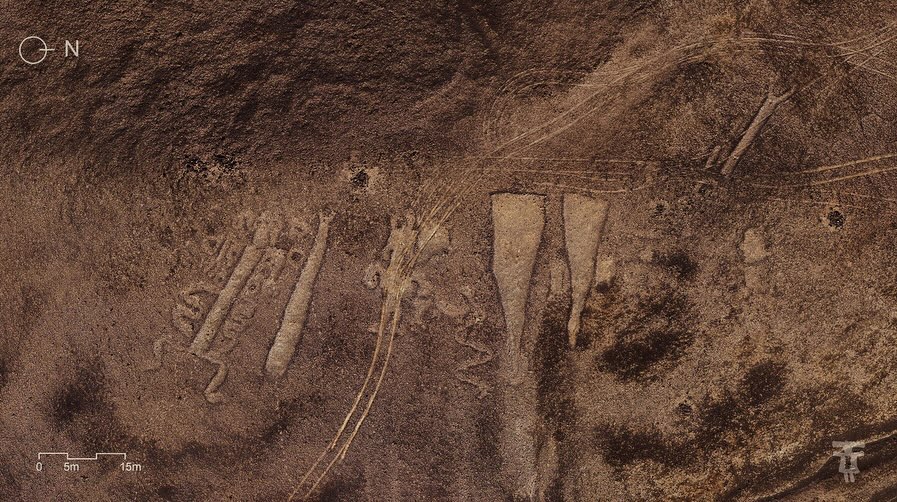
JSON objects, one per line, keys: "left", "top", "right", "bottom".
{"left": 4, "top": 1, "right": 897, "bottom": 500}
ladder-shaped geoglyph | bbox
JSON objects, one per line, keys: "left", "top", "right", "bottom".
{"left": 149, "top": 210, "right": 333, "bottom": 402}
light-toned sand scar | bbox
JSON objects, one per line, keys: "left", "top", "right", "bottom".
{"left": 741, "top": 227, "right": 768, "bottom": 264}
{"left": 720, "top": 85, "right": 795, "bottom": 177}
{"left": 265, "top": 212, "right": 334, "bottom": 379}
{"left": 491, "top": 193, "right": 545, "bottom": 382}
{"left": 562, "top": 193, "right": 609, "bottom": 347}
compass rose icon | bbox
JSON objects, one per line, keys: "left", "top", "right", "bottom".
{"left": 19, "top": 36, "right": 55, "bottom": 65}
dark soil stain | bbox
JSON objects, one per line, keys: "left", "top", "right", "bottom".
{"left": 129, "top": 479, "right": 199, "bottom": 502}
{"left": 651, "top": 250, "right": 698, "bottom": 280}
{"left": 0, "top": 358, "right": 7, "bottom": 392}
{"left": 871, "top": 484, "right": 897, "bottom": 502}
{"left": 50, "top": 360, "right": 110, "bottom": 427}
{"left": 578, "top": 280, "right": 623, "bottom": 349}
{"left": 258, "top": 394, "right": 321, "bottom": 445}
{"left": 697, "top": 361, "right": 789, "bottom": 446}
{"left": 0, "top": 461, "right": 20, "bottom": 500}
{"left": 590, "top": 359, "right": 805, "bottom": 492}
{"left": 135, "top": 390, "right": 324, "bottom": 479}
{"left": 597, "top": 288, "right": 696, "bottom": 381}
{"left": 47, "top": 357, "right": 143, "bottom": 455}
{"left": 156, "top": 484, "right": 179, "bottom": 500}
{"left": 474, "top": 402, "right": 503, "bottom": 488}
{"left": 313, "top": 469, "right": 366, "bottom": 502}
{"left": 18, "top": 284, "right": 48, "bottom": 341}
{"left": 535, "top": 300, "right": 577, "bottom": 438}
{"left": 697, "top": 374, "right": 884, "bottom": 501}
{"left": 535, "top": 299, "right": 579, "bottom": 497}
{"left": 600, "top": 328, "right": 694, "bottom": 381}
{"left": 592, "top": 424, "right": 683, "bottom": 468}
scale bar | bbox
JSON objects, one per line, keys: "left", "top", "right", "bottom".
{"left": 38, "top": 452, "right": 127, "bottom": 461}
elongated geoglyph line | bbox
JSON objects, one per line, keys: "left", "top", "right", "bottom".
{"left": 491, "top": 193, "right": 545, "bottom": 382}
{"left": 289, "top": 221, "right": 416, "bottom": 501}
{"left": 188, "top": 219, "right": 275, "bottom": 356}
{"left": 266, "top": 212, "right": 334, "bottom": 378}
{"left": 563, "top": 194, "right": 608, "bottom": 347}
{"left": 288, "top": 26, "right": 897, "bottom": 498}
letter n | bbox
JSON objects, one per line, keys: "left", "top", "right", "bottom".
{"left": 64, "top": 40, "right": 79, "bottom": 57}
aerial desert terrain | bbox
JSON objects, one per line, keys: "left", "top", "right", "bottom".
{"left": 4, "top": 1, "right": 897, "bottom": 500}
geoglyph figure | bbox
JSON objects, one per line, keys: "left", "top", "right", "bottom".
{"left": 363, "top": 213, "right": 454, "bottom": 327}
{"left": 149, "top": 209, "right": 333, "bottom": 402}
{"left": 491, "top": 193, "right": 545, "bottom": 382}
{"left": 490, "top": 191, "right": 608, "bottom": 499}
{"left": 563, "top": 193, "right": 609, "bottom": 347}
{"left": 266, "top": 212, "right": 333, "bottom": 379}
{"left": 491, "top": 192, "right": 609, "bottom": 374}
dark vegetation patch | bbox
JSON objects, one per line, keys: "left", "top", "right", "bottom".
{"left": 697, "top": 361, "right": 789, "bottom": 446}
{"left": 422, "top": 433, "right": 457, "bottom": 499}
{"left": 350, "top": 169, "right": 369, "bottom": 188}
{"left": 167, "top": 154, "right": 248, "bottom": 198}
{"left": 182, "top": 154, "right": 241, "bottom": 177}
{"left": 827, "top": 209, "right": 845, "bottom": 229}
{"left": 651, "top": 250, "right": 698, "bottom": 280}
{"left": 592, "top": 424, "right": 683, "bottom": 468}
{"left": 164, "top": 395, "right": 324, "bottom": 472}
{"left": 596, "top": 288, "right": 696, "bottom": 381}
{"left": 741, "top": 360, "right": 789, "bottom": 406}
